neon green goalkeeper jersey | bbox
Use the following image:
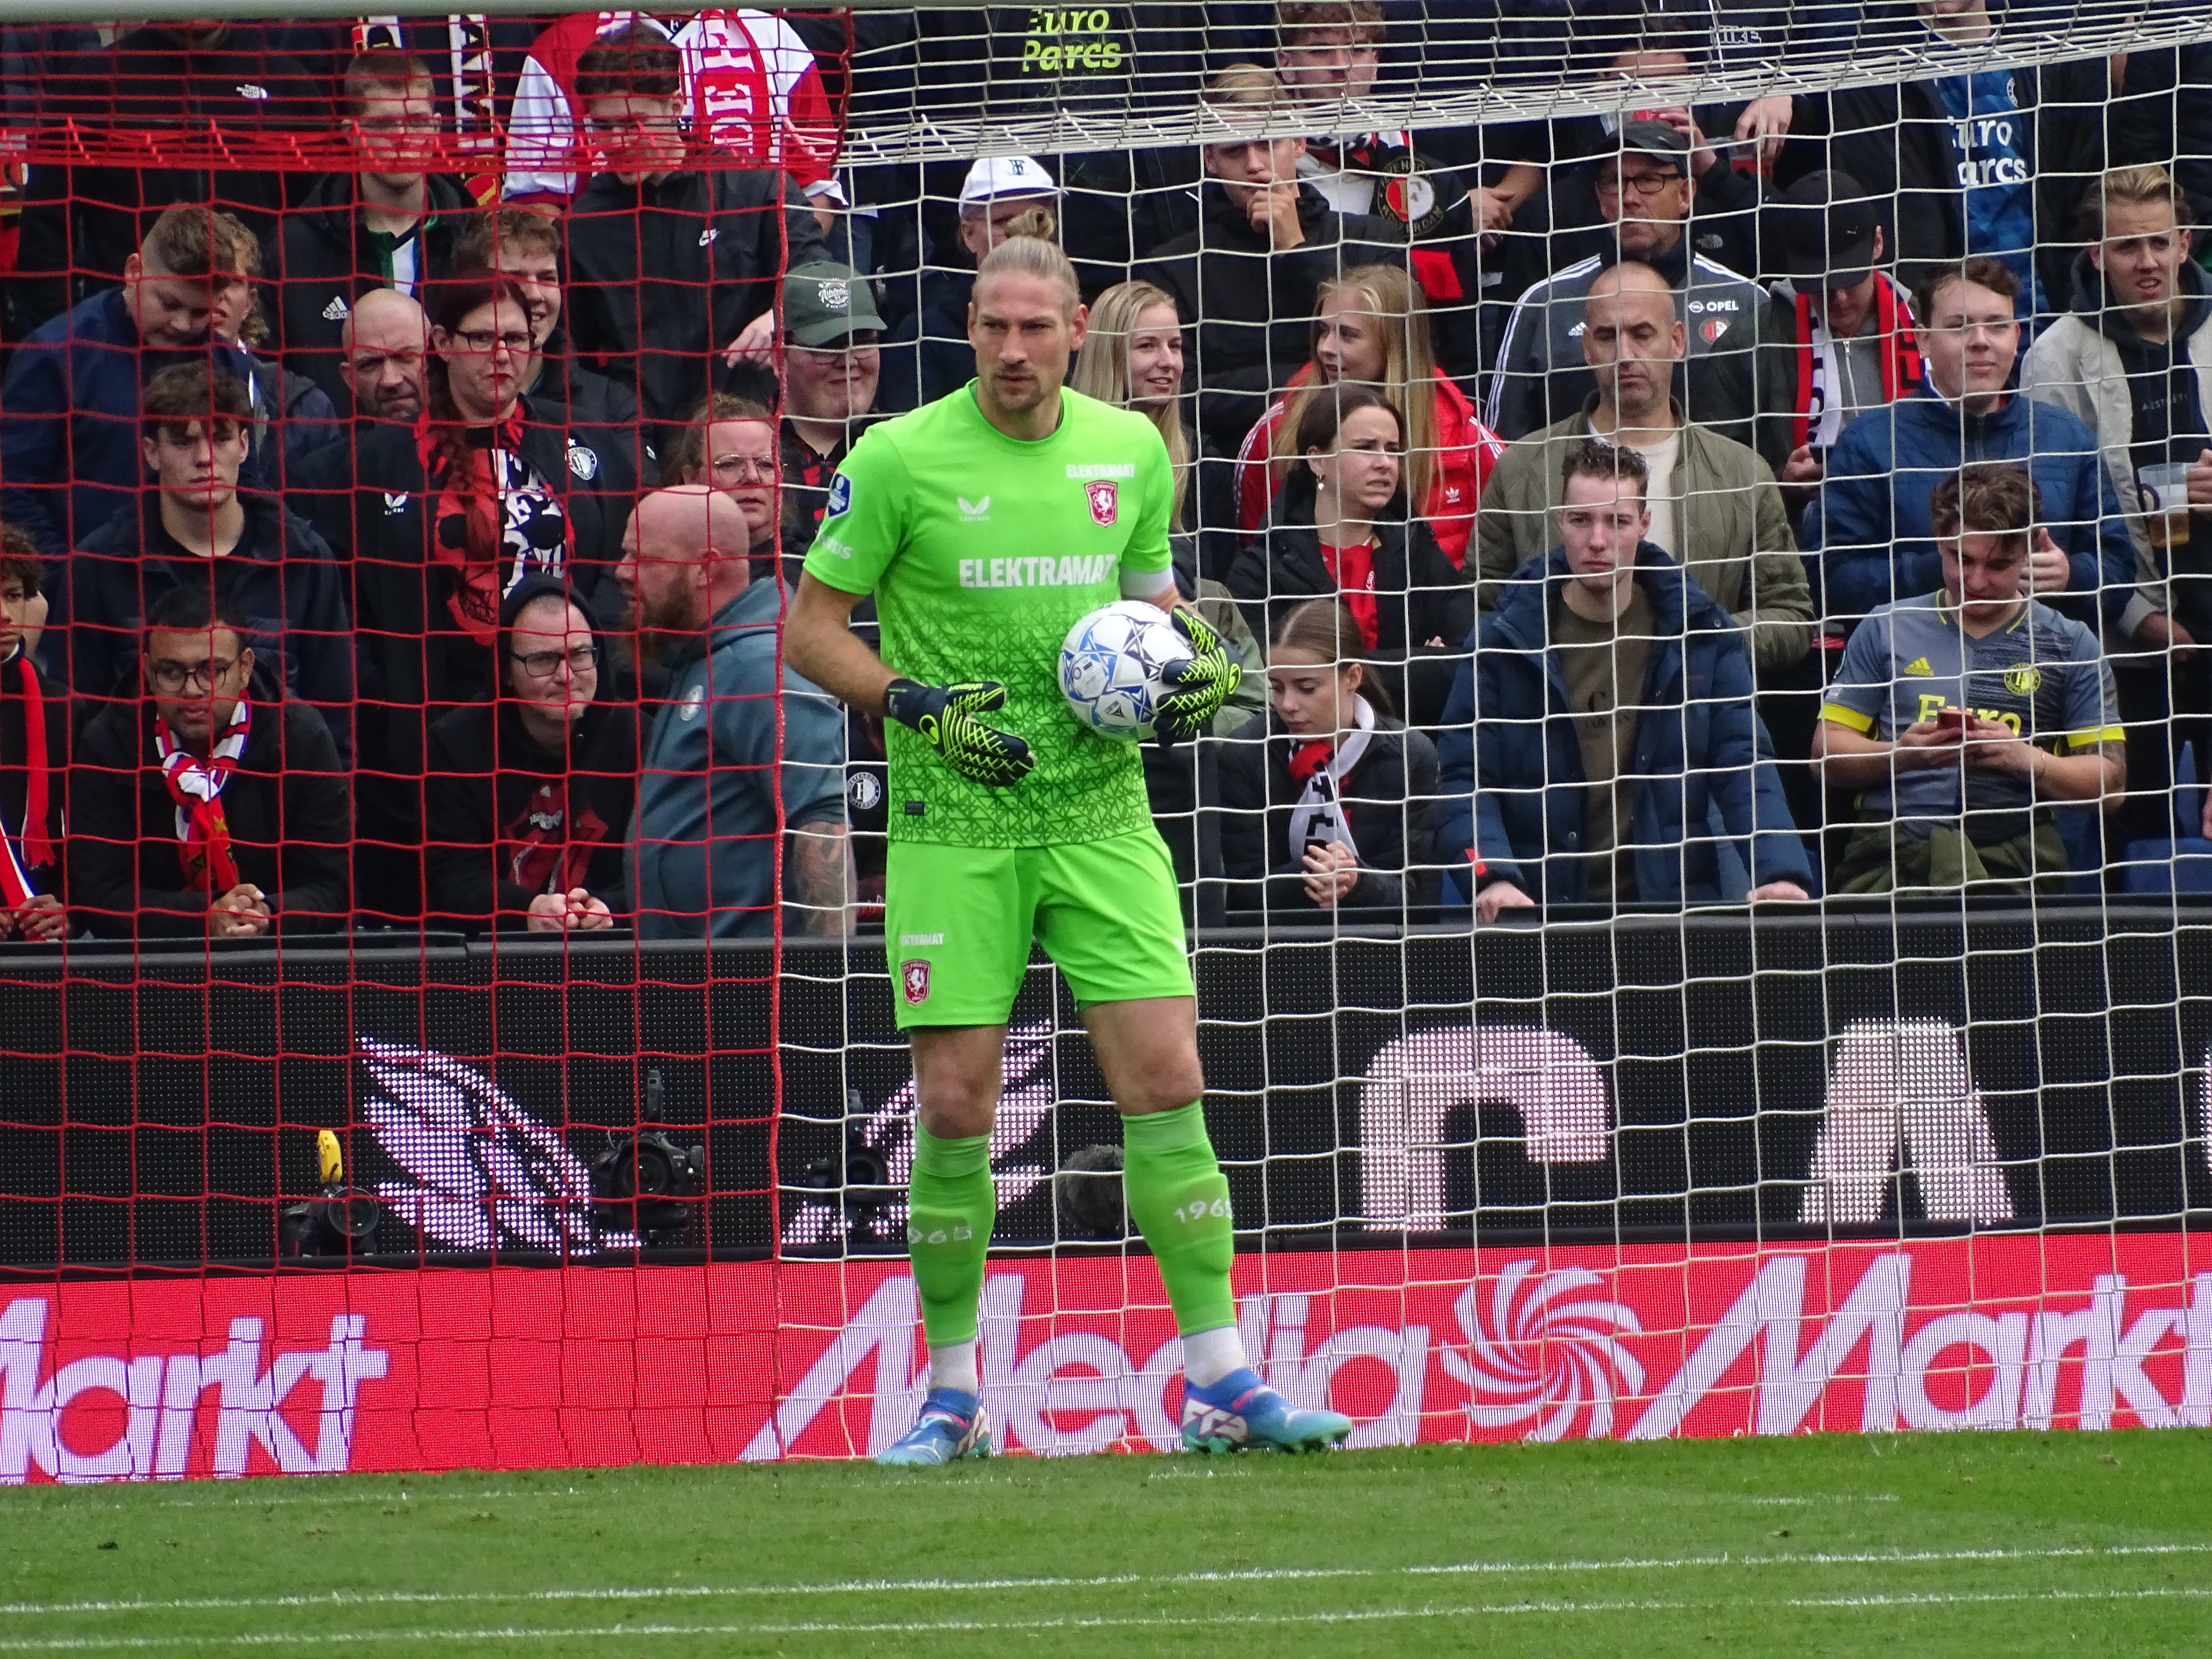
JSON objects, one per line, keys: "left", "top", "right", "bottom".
{"left": 803, "top": 383, "right": 1175, "bottom": 849}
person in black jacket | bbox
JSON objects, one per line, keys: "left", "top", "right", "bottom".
{"left": 69, "top": 586, "right": 349, "bottom": 940}
{"left": 10, "top": 22, "right": 329, "bottom": 335}
{"left": 1137, "top": 64, "right": 1408, "bottom": 454}
{"left": 63, "top": 362, "right": 355, "bottom": 764}
{"left": 561, "top": 23, "right": 832, "bottom": 425}
{"left": 1206, "top": 596, "right": 1439, "bottom": 917}
{"left": 0, "top": 531, "right": 68, "bottom": 941}
{"left": 297, "top": 270, "right": 637, "bottom": 922}
{"left": 425, "top": 576, "right": 637, "bottom": 934}
{"left": 0, "top": 206, "right": 262, "bottom": 565}
{"left": 1226, "top": 386, "right": 1470, "bottom": 728}
{"left": 273, "top": 48, "right": 476, "bottom": 407}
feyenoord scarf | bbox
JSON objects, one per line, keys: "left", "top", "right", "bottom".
{"left": 1284, "top": 693, "right": 1377, "bottom": 866}
{"left": 154, "top": 699, "right": 251, "bottom": 895}
{"left": 1790, "top": 273, "right": 1922, "bottom": 451}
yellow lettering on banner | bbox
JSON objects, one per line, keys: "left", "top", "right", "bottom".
{"left": 1917, "top": 693, "right": 1947, "bottom": 725}
{"left": 1021, "top": 37, "right": 1042, "bottom": 70}
{"left": 1102, "top": 41, "right": 1123, "bottom": 67}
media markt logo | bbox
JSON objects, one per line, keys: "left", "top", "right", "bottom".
{"left": 0, "top": 1301, "right": 387, "bottom": 1482}
{"left": 356, "top": 1037, "right": 634, "bottom": 1252}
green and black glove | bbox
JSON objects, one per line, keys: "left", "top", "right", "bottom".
{"left": 885, "top": 678, "right": 1036, "bottom": 787}
{"left": 1153, "top": 607, "right": 1242, "bottom": 745}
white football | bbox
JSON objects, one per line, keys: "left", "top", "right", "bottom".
{"left": 1058, "top": 600, "right": 1194, "bottom": 741}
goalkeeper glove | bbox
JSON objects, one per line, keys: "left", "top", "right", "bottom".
{"left": 885, "top": 678, "right": 1036, "bottom": 787}
{"left": 1153, "top": 607, "right": 1242, "bottom": 745}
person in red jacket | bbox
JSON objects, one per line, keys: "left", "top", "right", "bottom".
{"left": 1232, "top": 262, "right": 1501, "bottom": 569}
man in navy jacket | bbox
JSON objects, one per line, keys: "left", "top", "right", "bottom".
{"left": 1437, "top": 438, "right": 1812, "bottom": 914}
{"left": 1803, "top": 256, "right": 2135, "bottom": 637}
{"left": 0, "top": 207, "right": 261, "bottom": 563}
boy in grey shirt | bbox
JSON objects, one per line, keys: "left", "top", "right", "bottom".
{"left": 1815, "top": 463, "right": 2125, "bottom": 891}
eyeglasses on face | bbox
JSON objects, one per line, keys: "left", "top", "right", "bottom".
{"left": 709, "top": 454, "right": 779, "bottom": 483}
{"left": 451, "top": 328, "right": 534, "bottom": 355}
{"left": 149, "top": 656, "right": 236, "bottom": 693}
{"left": 1597, "top": 169, "right": 1679, "bottom": 198}
{"left": 510, "top": 643, "right": 601, "bottom": 677}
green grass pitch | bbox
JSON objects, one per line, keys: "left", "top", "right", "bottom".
{"left": 4, "top": 1433, "right": 2210, "bottom": 1656}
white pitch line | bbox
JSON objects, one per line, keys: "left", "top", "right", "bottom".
{"left": 4, "top": 1541, "right": 2209, "bottom": 1621}
{"left": 3, "top": 1587, "right": 2212, "bottom": 1651}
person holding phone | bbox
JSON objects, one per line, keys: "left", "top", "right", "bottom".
{"left": 1815, "top": 463, "right": 2125, "bottom": 893}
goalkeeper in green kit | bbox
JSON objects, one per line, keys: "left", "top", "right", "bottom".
{"left": 787, "top": 234, "right": 1351, "bottom": 1463}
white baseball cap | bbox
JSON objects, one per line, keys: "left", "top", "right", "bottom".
{"left": 958, "top": 154, "right": 1057, "bottom": 207}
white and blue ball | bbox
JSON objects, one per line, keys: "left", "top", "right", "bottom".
{"left": 1058, "top": 600, "right": 1193, "bottom": 741}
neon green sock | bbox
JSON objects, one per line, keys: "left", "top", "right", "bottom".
{"left": 906, "top": 1126, "right": 995, "bottom": 1349}
{"left": 1122, "top": 1102, "right": 1237, "bottom": 1337}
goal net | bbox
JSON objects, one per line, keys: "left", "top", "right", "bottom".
{"left": 2, "top": 2, "right": 2212, "bottom": 1479}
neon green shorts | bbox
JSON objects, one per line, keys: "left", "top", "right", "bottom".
{"left": 883, "top": 829, "right": 1195, "bottom": 1028}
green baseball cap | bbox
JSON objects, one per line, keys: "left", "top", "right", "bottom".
{"left": 785, "top": 262, "right": 886, "bottom": 347}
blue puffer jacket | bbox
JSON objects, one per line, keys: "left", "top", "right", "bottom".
{"left": 1802, "top": 388, "right": 2134, "bottom": 634}
{"left": 1435, "top": 542, "right": 1811, "bottom": 906}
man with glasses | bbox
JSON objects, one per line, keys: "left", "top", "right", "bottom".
{"left": 1487, "top": 120, "right": 1774, "bottom": 448}
{"left": 273, "top": 49, "right": 475, "bottom": 408}
{"left": 562, "top": 23, "right": 830, "bottom": 425}
{"left": 425, "top": 575, "right": 636, "bottom": 934}
{"left": 1805, "top": 257, "right": 2133, "bottom": 640}
{"left": 69, "top": 586, "right": 349, "bottom": 939}
{"left": 779, "top": 263, "right": 887, "bottom": 558}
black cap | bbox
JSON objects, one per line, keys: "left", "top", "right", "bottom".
{"left": 1768, "top": 170, "right": 1879, "bottom": 289}
{"left": 498, "top": 573, "right": 603, "bottom": 673}
{"left": 1615, "top": 119, "right": 1691, "bottom": 176}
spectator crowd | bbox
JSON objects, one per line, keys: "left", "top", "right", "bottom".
{"left": 0, "top": 1, "right": 2206, "bottom": 939}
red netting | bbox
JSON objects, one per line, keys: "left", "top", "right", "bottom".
{"left": 0, "top": 7, "right": 2211, "bottom": 1481}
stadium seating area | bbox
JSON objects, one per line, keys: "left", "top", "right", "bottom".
{"left": 2, "top": 2, "right": 2210, "bottom": 940}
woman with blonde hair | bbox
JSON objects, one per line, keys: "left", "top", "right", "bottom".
{"left": 1068, "top": 279, "right": 1196, "bottom": 528}
{"left": 1232, "top": 262, "right": 1501, "bottom": 568}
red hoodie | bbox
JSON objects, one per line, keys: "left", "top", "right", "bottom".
{"left": 1234, "top": 368, "right": 1502, "bottom": 569}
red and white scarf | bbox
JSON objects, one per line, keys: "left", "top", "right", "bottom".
{"left": 154, "top": 699, "right": 250, "bottom": 895}
{"left": 0, "top": 651, "right": 55, "bottom": 910}
{"left": 1284, "top": 694, "right": 1376, "bottom": 865}
{"left": 1786, "top": 273, "right": 1923, "bottom": 451}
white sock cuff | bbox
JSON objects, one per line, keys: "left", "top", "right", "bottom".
{"left": 928, "top": 1339, "right": 980, "bottom": 1396}
{"left": 1180, "top": 1324, "right": 1247, "bottom": 1388}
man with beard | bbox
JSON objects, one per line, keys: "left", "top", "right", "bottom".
{"left": 620, "top": 487, "right": 850, "bottom": 942}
